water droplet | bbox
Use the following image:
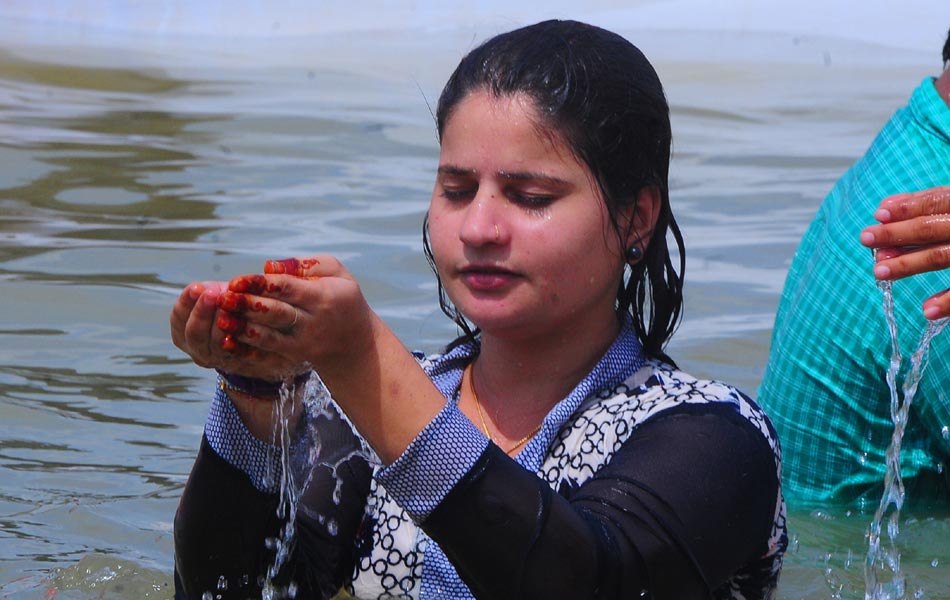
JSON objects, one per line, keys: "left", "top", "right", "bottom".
{"left": 201, "top": 593, "right": 213, "bottom": 600}
{"left": 932, "top": 559, "right": 940, "bottom": 568}
{"left": 217, "top": 575, "right": 227, "bottom": 591}
{"left": 857, "top": 452, "right": 868, "bottom": 465}
{"left": 943, "top": 425, "right": 950, "bottom": 439}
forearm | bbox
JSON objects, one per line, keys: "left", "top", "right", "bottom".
{"left": 314, "top": 314, "right": 449, "bottom": 465}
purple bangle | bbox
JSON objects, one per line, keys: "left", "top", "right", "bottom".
{"left": 215, "top": 369, "right": 310, "bottom": 399}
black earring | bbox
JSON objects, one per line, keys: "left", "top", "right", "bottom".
{"left": 625, "top": 246, "right": 643, "bottom": 263}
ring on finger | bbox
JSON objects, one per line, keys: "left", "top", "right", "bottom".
{"left": 279, "top": 307, "right": 299, "bottom": 334}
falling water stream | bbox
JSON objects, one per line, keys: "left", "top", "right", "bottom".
{"left": 864, "top": 279, "right": 949, "bottom": 600}
{"left": 259, "top": 378, "right": 312, "bottom": 600}
{"left": 254, "top": 375, "right": 377, "bottom": 600}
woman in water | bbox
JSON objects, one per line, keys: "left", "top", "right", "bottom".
{"left": 171, "top": 19, "right": 786, "bottom": 600}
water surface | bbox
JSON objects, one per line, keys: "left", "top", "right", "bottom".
{"left": 1, "top": 13, "right": 947, "bottom": 599}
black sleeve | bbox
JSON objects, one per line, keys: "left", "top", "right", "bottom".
{"left": 421, "top": 403, "right": 778, "bottom": 600}
{"left": 173, "top": 411, "right": 373, "bottom": 600}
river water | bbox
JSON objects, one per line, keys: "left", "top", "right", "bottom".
{"left": 1, "top": 7, "right": 949, "bottom": 599}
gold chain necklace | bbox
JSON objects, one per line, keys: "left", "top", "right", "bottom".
{"left": 466, "top": 363, "right": 543, "bottom": 455}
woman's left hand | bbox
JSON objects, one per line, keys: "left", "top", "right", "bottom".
{"left": 860, "top": 185, "right": 950, "bottom": 319}
{"left": 216, "top": 256, "right": 378, "bottom": 373}
{"left": 219, "top": 255, "right": 444, "bottom": 464}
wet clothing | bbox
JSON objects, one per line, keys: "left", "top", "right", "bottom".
{"left": 758, "top": 77, "right": 950, "bottom": 506}
{"left": 175, "top": 323, "right": 786, "bottom": 599}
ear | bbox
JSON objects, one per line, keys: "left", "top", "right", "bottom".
{"left": 622, "top": 185, "right": 661, "bottom": 251}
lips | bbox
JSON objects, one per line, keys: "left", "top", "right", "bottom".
{"left": 459, "top": 264, "right": 519, "bottom": 291}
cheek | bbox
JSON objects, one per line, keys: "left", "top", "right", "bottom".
{"left": 426, "top": 211, "right": 453, "bottom": 268}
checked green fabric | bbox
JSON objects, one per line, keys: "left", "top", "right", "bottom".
{"left": 758, "top": 77, "right": 950, "bottom": 506}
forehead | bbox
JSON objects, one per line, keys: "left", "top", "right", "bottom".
{"left": 439, "top": 90, "right": 577, "bottom": 170}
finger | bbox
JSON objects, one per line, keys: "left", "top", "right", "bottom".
{"left": 219, "top": 332, "right": 298, "bottom": 378}
{"left": 872, "top": 243, "right": 950, "bottom": 280}
{"left": 172, "top": 282, "right": 238, "bottom": 368}
{"left": 217, "top": 290, "right": 302, "bottom": 333}
{"left": 217, "top": 311, "right": 246, "bottom": 335}
{"left": 264, "top": 257, "right": 322, "bottom": 277}
{"left": 227, "top": 257, "right": 347, "bottom": 302}
{"left": 265, "top": 254, "right": 348, "bottom": 279}
{"left": 873, "top": 247, "right": 903, "bottom": 261}
{"left": 923, "top": 290, "right": 950, "bottom": 320}
{"left": 170, "top": 282, "right": 204, "bottom": 348}
{"left": 875, "top": 186, "right": 950, "bottom": 223}
{"left": 232, "top": 320, "right": 295, "bottom": 356}
{"left": 860, "top": 214, "right": 950, "bottom": 248}
{"left": 183, "top": 287, "right": 225, "bottom": 365}
{"left": 229, "top": 274, "right": 278, "bottom": 295}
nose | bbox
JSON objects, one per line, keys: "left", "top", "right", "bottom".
{"left": 459, "top": 189, "right": 506, "bottom": 247}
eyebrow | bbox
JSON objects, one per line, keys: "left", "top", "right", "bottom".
{"left": 437, "top": 165, "right": 571, "bottom": 188}
{"left": 437, "top": 165, "right": 476, "bottom": 177}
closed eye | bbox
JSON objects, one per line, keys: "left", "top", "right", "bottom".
{"left": 440, "top": 186, "right": 476, "bottom": 201}
{"left": 509, "top": 191, "right": 555, "bottom": 207}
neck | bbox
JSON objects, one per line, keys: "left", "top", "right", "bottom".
{"left": 936, "top": 68, "right": 950, "bottom": 108}
{"left": 471, "top": 314, "right": 622, "bottom": 426}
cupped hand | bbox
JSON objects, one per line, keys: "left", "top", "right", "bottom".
{"left": 215, "top": 256, "right": 379, "bottom": 374}
{"left": 860, "top": 185, "right": 950, "bottom": 319}
{"left": 169, "top": 279, "right": 303, "bottom": 381}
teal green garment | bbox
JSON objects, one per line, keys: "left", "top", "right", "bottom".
{"left": 758, "top": 78, "right": 950, "bottom": 507}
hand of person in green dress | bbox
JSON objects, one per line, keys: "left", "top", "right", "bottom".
{"left": 860, "top": 185, "right": 950, "bottom": 319}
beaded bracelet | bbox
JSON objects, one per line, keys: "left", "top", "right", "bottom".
{"left": 215, "top": 369, "right": 310, "bottom": 399}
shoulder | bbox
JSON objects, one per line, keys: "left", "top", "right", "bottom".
{"left": 616, "top": 359, "right": 754, "bottom": 414}
{"left": 580, "top": 359, "right": 779, "bottom": 453}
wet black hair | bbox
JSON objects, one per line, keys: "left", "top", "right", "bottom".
{"left": 943, "top": 27, "right": 949, "bottom": 66}
{"left": 423, "top": 19, "right": 684, "bottom": 364}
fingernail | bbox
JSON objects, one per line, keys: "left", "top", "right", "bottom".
{"left": 188, "top": 283, "right": 203, "bottom": 300}
{"left": 265, "top": 258, "right": 296, "bottom": 275}
{"left": 924, "top": 305, "right": 941, "bottom": 319}
{"left": 874, "top": 208, "right": 892, "bottom": 222}
{"left": 221, "top": 334, "right": 240, "bottom": 352}
{"left": 217, "top": 313, "right": 246, "bottom": 333}
{"left": 874, "top": 264, "right": 891, "bottom": 278}
{"left": 217, "top": 291, "right": 248, "bottom": 312}
{"left": 230, "top": 274, "right": 267, "bottom": 294}
{"left": 860, "top": 231, "right": 875, "bottom": 245}
{"left": 201, "top": 290, "right": 219, "bottom": 306}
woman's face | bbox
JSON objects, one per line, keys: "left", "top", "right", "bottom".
{"left": 427, "top": 90, "right": 632, "bottom": 342}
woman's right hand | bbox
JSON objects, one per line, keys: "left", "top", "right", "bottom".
{"left": 170, "top": 280, "right": 308, "bottom": 440}
{"left": 170, "top": 280, "right": 304, "bottom": 380}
